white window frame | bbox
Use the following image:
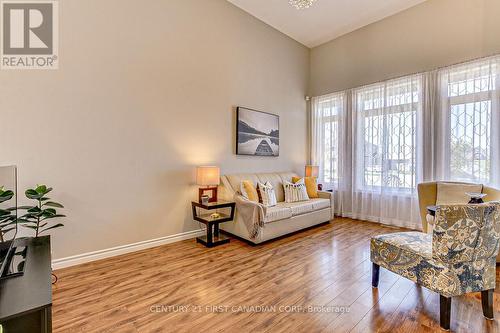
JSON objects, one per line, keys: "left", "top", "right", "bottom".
{"left": 354, "top": 77, "right": 421, "bottom": 193}
{"left": 445, "top": 65, "right": 497, "bottom": 184}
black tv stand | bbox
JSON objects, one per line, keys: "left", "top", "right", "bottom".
{"left": 0, "top": 236, "right": 52, "bottom": 333}
{"left": 0, "top": 245, "right": 27, "bottom": 279}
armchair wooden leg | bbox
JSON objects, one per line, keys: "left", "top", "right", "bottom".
{"left": 481, "top": 289, "right": 494, "bottom": 320}
{"left": 440, "top": 295, "right": 451, "bottom": 331}
{"left": 372, "top": 263, "right": 380, "bottom": 288}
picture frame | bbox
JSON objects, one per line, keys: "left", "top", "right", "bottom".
{"left": 236, "top": 107, "right": 279, "bottom": 157}
{"left": 198, "top": 188, "right": 217, "bottom": 203}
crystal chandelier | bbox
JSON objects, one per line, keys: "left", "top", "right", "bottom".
{"left": 289, "top": 0, "right": 317, "bottom": 10}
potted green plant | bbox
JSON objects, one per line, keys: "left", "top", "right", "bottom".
{"left": 18, "top": 185, "right": 65, "bottom": 237}
{"left": 0, "top": 186, "right": 16, "bottom": 242}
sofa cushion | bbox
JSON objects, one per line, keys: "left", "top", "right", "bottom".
{"left": 436, "top": 182, "right": 482, "bottom": 205}
{"left": 241, "top": 180, "right": 259, "bottom": 202}
{"left": 284, "top": 201, "right": 314, "bottom": 216}
{"left": 284, "top": 179, "right": 310, "bottom": 203}
{"left": 226, "top": 174, "right": 260, "bottom": 194}
{"left": 372, "top": 232, "right": 433, "bottom": 260}
{"left": 262, "top": 199, "right": 324, "bottom": 223}
{"left": 278, "top": 172, "right": 298, "bottom": 184}
{"left": 292, "top": 176, "right": 319, "bottom": 198}
{"left": 310, "top": 198, "right": 331, "bottom": 211}
{"left": 263, "top": 203, "right": 293, "bottom": 223}
{"left": 257, "top": 173, "right": 285, "bottom": 202}
{"left": 257, "top": 181, "right": 277, "bottom": 207}
{"left": 370, "top": 232, "right": 453, "bottom": 296}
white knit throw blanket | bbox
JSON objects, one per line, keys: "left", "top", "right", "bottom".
{"left": 233, "top": 194, "right": 265, "bottom": 240}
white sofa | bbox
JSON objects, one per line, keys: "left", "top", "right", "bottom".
{"left": 218, "top": 171, "right": 334, "bottom": 244}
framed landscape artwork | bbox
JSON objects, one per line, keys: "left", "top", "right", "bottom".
{"left": 236, "top": 107, "right": 279, "bottom": 156}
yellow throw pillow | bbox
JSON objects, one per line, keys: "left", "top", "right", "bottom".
{"left": 241, "top": 180, "right": 259, "bottom": 202}
{"left": 292, "top": 176, "right": 318, "bottom": 198}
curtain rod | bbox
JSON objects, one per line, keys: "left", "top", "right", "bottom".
{"left": 313, "top": 52, "right": 500, "bottom": 98}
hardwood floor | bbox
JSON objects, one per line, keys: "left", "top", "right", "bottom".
{"left": 53, "top": 218, "right": 500, "bottom": 332}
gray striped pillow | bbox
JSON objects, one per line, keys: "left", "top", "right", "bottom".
{"left": 284, "top": 179, "right": 309, "bottom": 203}
{"left": 257, "top": 181, "right": 277, "bottom": 207}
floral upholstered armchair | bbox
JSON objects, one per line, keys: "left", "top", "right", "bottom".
{"left": 371, "top": 202, "right": 500, "bottom": 330}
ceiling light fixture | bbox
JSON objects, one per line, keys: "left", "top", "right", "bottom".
{"left": 289, "top": 0, "right": 317, "bottom": 10}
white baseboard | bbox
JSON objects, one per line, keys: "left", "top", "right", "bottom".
{"left": 52, "top": 228, "right": 205, "bottom": 270}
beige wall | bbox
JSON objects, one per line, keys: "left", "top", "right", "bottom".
{"left": 0, "top": 0, "right": 309, "bottom": 259}
{"left": 310, "top": 0, "right": 500, "bottom": 96}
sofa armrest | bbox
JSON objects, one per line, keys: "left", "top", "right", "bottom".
{"left": 317, "top": 191, "right": 334, "bottom": 219}
{"left": 483, "top": 185, "right": 500, "bottom": 202}
{"left": 417, "top": 182, "right": 438, "bottom": 233}
{"left": 233, "top": 194, "right": 265, "bottom": 239}
{"left": 234, "top": 194, "right": 263, "bottom": 209}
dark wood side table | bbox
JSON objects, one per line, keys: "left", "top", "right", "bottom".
{"left": 191, "top": 200, "right": 235, "bottom": 248}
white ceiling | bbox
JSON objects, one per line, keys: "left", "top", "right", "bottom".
{"left": 228, "top": 0, "right": 427, "bottom": 48}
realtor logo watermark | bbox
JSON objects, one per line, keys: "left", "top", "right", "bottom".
{"left": 1, "top": 0, "right": 58, "bottom": 69}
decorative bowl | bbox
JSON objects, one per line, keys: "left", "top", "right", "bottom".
{"left": 466, "top": 192, "right": 487, "bottom": 204}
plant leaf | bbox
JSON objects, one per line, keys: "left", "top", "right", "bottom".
{"left": 36, "top": 185, "right": 52, "bottom": 196}
{"left": 25, "top": 189, "right": 44, "bottom": 200}
{"left": 43, "top": 201, "right": 64, "bottom": 208}
{"left": 35, "top": 185, "right": 47, "bottom": 194}
{"left": 0, "top": 218, "right": 13, "bottom": 224}
{"left": 39, "top": 223, "right": 64, "bottom": 233}
{"left": 23, "top": 225, "right": 39, "bottom": 230}
{"left": 0, "top": 218, "right": 17, "bottom": 225}
{"left": 17, "top": 218, "right": 37, "bottom": 224}
{"left": 28, "top": 206, "right": 42, "bottom": 213}
{"left": 0, "top": 209, "right": 11, "bottom": 216}
{"left": 41, "top": 214, "right": 66, "bottom": 221}
{"left": 17, "top": 205, "right": 35, "bottom": 210}
{"left": 43, "top": 208, "right": 57, "bottom": 215}
{"left": 0, "top": 190, "right": 14, "bottom": 203}
{"left": 0, "top": 227, "right": 15, "bottom": 233}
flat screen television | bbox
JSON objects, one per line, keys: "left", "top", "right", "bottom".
{"left": 0, "top": 166, "right": 24, "bottom": 278}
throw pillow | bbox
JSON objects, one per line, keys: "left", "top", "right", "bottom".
{"left": 284, "top": 179, "right": 309, "bottom": 203}
{"left": 257, "top": 181, "right": 277, "bottom": 207}
{"left": 292, "top": 176, "right": 318, "bottom": 198}
{"left": 240, "top": 180, "right": 259, "bottom": 202}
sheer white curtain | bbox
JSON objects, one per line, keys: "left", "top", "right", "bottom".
{"left": 311, "top": 92, "right": 349, "bottom": 215}
{"left": 311, "top": 76, "right": 423, "bottom": 229}
{"left": 311, "top": 92, "right": 347, "bottom": 189}
{"left": 348, "top": 75, "right": 423, "bottom": 229}
{"left": 311, "top": 55, "right": 500, "bottom": 230}
{"left": 435, "top": 56, "right": 500, "bottom": 186}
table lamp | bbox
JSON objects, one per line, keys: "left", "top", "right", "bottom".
{"left": 196, "top": 166, "right": 220, "bottom": 203}
{"left": 305, "top": 165, "right": 319, "bottom": 178}
{"left": 305, "top": 165, "right": 321, "bottom": 190}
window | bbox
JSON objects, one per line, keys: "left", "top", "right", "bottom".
{"left": 310, "top": 55, "right": 499, "bottom": 229}
{"left": 354, "top": 75, "right": 422, "bottom": 191}
{"left": 311, "top": 92, "right": 345, "bottom": 187}
{"left": 444, "top": 61, "right": 498, "bottom": 184}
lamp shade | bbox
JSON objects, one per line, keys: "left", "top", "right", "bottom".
{"left": 196, "top": 166, "right": 220, "bottom": 186}
{"left": 305, "top": 165, "right": 319, "bottom": 178}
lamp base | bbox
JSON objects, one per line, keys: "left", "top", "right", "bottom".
{"left": 199, "top": 187, "right": 218, "bottom": 203}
